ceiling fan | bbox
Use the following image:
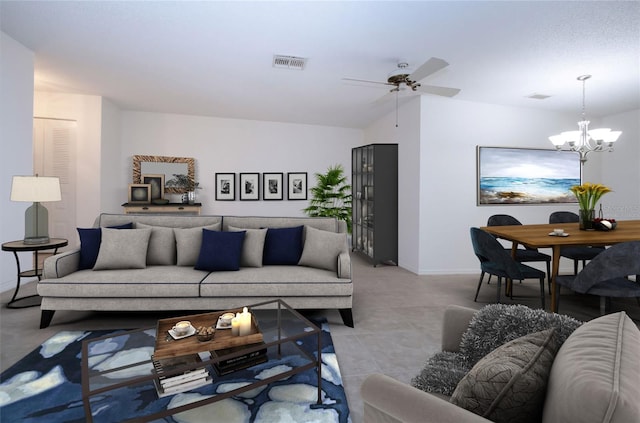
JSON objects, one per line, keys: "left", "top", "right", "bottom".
{"left": 343, "top": 57, "right": 461, "bottom": 102}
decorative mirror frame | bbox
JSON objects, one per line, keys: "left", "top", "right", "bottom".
{"left": 132, "top": 155, "right": 195, "bottom": 194}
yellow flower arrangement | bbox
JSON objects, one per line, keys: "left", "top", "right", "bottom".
{"left": 569, "top": 183, "right": 612, "bottom": 210}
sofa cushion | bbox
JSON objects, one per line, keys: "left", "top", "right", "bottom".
{"left": 451, "top": 328, "right": 559, "bottom": 423}
{"left": 263, "top": 225, "right": 304, "bottom": 265}
{"left": 77, "top": 222, "right": 132, "bottom": 270}
{"left": 173, "top": 223, "right": 222, "bottom": 266}
{"left": 135, "top": 222, "right": 176, "bottom": 265}
{"left": 195, "top": 229, "right": 245, "bottom": 271}
{"left": 228, "top": 225, "right": 266, "bottom": 268}
{"left": 93, "top": 228, "right": 152, "bottom": 270}
{"left": 541, "top": 311, "right": 640, "bottom": 423}
{"left": 298, "top": 225, "right": 348, "bottom": 272}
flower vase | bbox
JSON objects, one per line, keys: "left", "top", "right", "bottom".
{"left": 579, "top": 209, "right": 595, "bottom": 230}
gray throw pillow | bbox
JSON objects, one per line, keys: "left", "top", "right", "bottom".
{"left": 93, "top": 228, "right": 152, "bottom": 270}
{"left": 135, "top": 222, "right": 176, "bottom": 265}
{"left": 173, "top": 223, "right": 221, "bottom": 266}
{"left": 450, "top": 328, "right": 559, "bottom": 423}
{"left": 228, "top": 225, "right": 267, "bottom": 267}
{"left": 298, "top": 225, "right": 348, "bottom": 272}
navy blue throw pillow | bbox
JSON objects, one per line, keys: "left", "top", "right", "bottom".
{"left": 262, "top": 225, "right": 304, "bottom": 265}
{"left": 195, "top": 229, "right": 246, "bottom": 271}
{"left": 77, "top": 223, "right": 133, "bottom": 269}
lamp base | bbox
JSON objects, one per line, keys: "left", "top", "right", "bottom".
{"left": 23, "top": 236, "right": 51, "bottom": 245}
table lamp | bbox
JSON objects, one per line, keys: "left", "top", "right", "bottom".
{"left": 10, "top": 175, "right": 62, "bottom": 244}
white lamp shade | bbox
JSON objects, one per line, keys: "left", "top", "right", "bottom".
{"left": 549, "top": 135, "right": 565, "bottom": 146}
{"left": 11, "top": 176, "right": 61, "bottom": 202}
{"left": 588, "top": 128, "right": 612, "bottom": 141}
{"left": 603, "top": 130, "right": 622, "bottom": 143}
{"left": 560, "top": 130, "right": 581, "bottom": 143}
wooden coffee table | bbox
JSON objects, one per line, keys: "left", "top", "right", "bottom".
{"left": 81, "top": 299, "right": 322, "bottom": 422}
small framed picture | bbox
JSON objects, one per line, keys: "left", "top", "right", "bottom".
{"left": 128, "top": 184, "right": 151, "bottom": 204}
{"left": 141, "top": 174, "right": 165, "bottom": 201}
{"left": 287, "top": 172, "right": 307, "bottom": 200}
{"left": 215, "top": 173, "right": 236, "bottom": 201}
{"left": 239, "top": 173, "right": 260, "bottom": 201}
{"left": 263, "top": 172, "right": 283, "bottom": 200}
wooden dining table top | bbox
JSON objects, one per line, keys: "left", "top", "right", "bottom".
{"left": 480, "top": 219, "right": 640, "bottom": 249}
{"left": 479, "top": 219, "right": 640, "bottom": 313}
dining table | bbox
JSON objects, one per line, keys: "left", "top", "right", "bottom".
{"left": 480, "top": 219, "right": 640, "bottom": 312}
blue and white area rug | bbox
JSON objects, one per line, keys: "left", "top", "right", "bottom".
{"left": 0, "top": 319, "right": 350, "bottom": 423}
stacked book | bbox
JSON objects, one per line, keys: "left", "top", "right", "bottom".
{"left": 211, "top": 342, "right": 268, "bottom": 376}
{"left": 152, "top": 354, "right": 212, "bottom": 397}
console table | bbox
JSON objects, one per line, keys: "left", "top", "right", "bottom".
{"left": 2, "top": 238, "right": 68, "bottom": 308}
{"left": 122, "top": 203, "right": 202, "bottom": 215}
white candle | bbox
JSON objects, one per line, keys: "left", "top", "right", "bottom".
{"left": 231, "top": 317, "right": 240, "bottom": 336}
{"left": 239, "top": 307, "right": 252, "bottom": 336}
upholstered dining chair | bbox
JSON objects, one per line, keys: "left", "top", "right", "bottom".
{"left": 554, "top": 241, "right": 640, "bottom": 315}
{"left": 470, "top": 227, "right": 546, "bottom": 309}
{"left": 487, "top": 214, "right": 552, "bottom": 291}
{"left": 549, "top": 211, "right": 605, "bottom": 274}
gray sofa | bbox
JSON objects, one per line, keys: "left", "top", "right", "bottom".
{"left": 38, "top": 213, "right": 352, "bottom": 329}
{"left": 362, "top": 305, "right": 640, "bottom": 423}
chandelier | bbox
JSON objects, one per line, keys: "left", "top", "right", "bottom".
{"left": 548, "top": 75, "right": 621, "bottom": 163}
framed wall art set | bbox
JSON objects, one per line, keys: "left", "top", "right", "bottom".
{"left": 215, "top": 172, "right": 307, "bottom": 201}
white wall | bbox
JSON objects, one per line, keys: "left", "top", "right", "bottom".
{"left": 100, "top": 98, "right": 122, "bottom": 215}
{"left": 0, "top": 33, "right": 34, "bottom": 293}
{"left": 119, "top": 112, "right": 364, "bottom": 217}
{"left": 600, "top": 109, "right": 640, "bottom": 220}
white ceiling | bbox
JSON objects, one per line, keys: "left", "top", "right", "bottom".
{"left": 2, "top": 1, "right": 639, "bottom": 129}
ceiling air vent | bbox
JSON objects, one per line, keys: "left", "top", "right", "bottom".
{"left": 273, "top": 55, "right": 307, "bottom": 70}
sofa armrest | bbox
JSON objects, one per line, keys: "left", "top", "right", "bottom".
{"left": 441, "top": 305, "right": 477, "bottom": 352}
{"left": 361, "top": 373, "right": 492, "bottom": 423}
{"left": 43, "top": 249, "right": 80, "bottom": 279}
{"left": 337, "top": 252, "right": 351, "bottom": 279}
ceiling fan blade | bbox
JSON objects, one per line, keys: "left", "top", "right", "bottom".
{"left": 416, "top": 84, "right": 461, "bottom": 97}
{"left": 342, "top": 77, "right": 393, "bottom": 87}
{"left": 409, "top": 57, "right": 449, "bottom": 82}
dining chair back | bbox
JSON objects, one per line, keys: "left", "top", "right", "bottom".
{"left": 470, "top": 227, "right": 546, "bottom": 308}
{"left": 554, "top": 241, "right": 640, "bottom": 315}
{"left": 549, "top": 211, "right": 605, "bottom": 274}
{"left": 487, "top": 214, "right": 551, "bottom": 290}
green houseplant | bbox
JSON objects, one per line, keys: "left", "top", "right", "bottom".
{"left": 165, "top": 173, "right": 200, "bottom": 204}
{"left": 303, "top": 164, "right": 352, "bottom": 233}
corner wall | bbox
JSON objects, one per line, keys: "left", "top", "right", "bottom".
{"left": 0, "top": 33, "right": 34, "bottom": 293}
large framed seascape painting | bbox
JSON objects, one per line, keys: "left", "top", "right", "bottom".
{"left": 477, "top": 146, "right": 581, "bottom": 205}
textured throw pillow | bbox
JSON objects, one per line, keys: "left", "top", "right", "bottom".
{"left": 174, "top": 223, "right": 222, "bottom": 266}
{"left": 460, "top": 303, "right": 582, "bottom": 366}
{"left": 77, "top": 223, "right": 133, "bottom": 270}
{"left": 228, "top": 225, "right": 267, "bottom": 267}
{"left": 298, "top": 225, "right": 348, "bottom": 272}
{"left": 450, "top": 328, "right": 559, "bottom": 423}
{"left": 195, "top": 229, "right": 246, "bottom": 271}
{"left": 262, "top": 225, "right": 304, "bottom": 265}
{"left": 93, "top": 228, "right": 152, "bottom": 270}
{"left": 135, "top": 222, "right": 176, "bottom": 265}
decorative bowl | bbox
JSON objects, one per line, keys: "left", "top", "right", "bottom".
{"left": 196, "top": 326, "right": 215, "bottom": 342}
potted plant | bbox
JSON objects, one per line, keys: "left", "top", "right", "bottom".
{"left": 166, "top": 174, "right": 200, "bottom": 204}
{"left": 303, "top": 164, "right": 352, "bottom": 233}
